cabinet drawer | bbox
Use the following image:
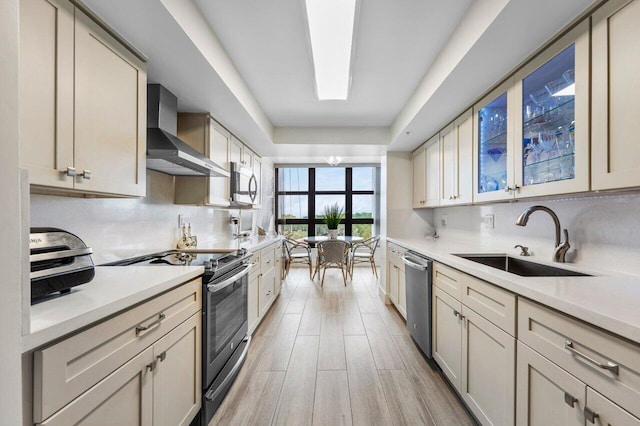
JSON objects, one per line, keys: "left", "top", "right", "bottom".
{"left": 433, "top": 262, "right": 463, "bottom": 300}
{"left": 260, "top": 247, "right": 275, "bottom": 274}
{"left": 34, "top": 279, "right": 201, "bottom": 422}
{"left": 462, "top": 275, "right": 516, "bottom": 336}
{"left": 587, "top": 387, "right": 640, "bottom": 426}
{"left": 248, "top": 252, "right": 260, "bottom": 282}
{"left": 518, "top": 298, "right": 640, "bottom": 418}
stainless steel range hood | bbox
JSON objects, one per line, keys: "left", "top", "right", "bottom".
{"left": 146, "top": 84, "right": 229, "bottom": 177}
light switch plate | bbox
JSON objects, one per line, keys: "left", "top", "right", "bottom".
{"left": 483, "top": 214, "right": 495, "bottom": 229}
{"left": 178, "top": 214, "right": 185, "bottom": 228}
{"left": 441, "top": 215, "right": 448, "bottom": 227}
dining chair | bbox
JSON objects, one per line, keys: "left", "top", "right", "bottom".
{"left": 284, "top": 237, "right": 313, "bottom": 279}
{"left": 349, "top": 236, "right": 380, "bottom": 278}
{"left": 316, "top": 240, "right": 350, "bottom": 286}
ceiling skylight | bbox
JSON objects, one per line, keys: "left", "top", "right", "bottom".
{"left": 305, "top": 0, "right": 356, "bottom": 100}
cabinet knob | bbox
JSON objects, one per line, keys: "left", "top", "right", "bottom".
{"left": 63, "top": 166, "right": 76, "bottom": 177}
{"left": 146, "top": 360, "right": 157, "bottom": 372}
{"left": 79, "top": 169, "right": 92, "bottom": 180}
{"left": 157, "top": 352, "right": 167, "bottom": 363}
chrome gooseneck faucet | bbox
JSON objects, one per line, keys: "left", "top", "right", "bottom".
{"left": 515, "top": 205, "right": 570, "bottom": 263}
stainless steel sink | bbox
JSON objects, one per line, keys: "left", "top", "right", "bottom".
{"left": 454, "top": 254, "right": 591, "bottom": 277}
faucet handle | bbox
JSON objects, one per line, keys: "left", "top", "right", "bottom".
{"left": 514, "top": 244, "right": 531, "bottom": 256}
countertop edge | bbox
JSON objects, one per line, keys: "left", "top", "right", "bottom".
{"left": 21, "top": 268, "right": 204, "bottom": 353}
{"left": 387, "top": 237, "right": 640, "bottom": 346}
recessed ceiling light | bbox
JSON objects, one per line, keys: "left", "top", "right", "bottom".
{"left": 305, "top": 0, "right": 356, "bottom": 100}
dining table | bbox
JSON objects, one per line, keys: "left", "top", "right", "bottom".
{"left": 303, "top": 236, "right": 364, "bottom": 281}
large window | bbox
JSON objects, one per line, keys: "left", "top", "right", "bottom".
{"left": 276, "top": 166, "right": 378, "bottom": 240}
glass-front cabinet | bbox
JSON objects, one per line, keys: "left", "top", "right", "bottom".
{"left": 513, "top": 20, "right": 590, "bottom": 197}
{"left": 473, "top": 79, "right": 515, "bottom": 202}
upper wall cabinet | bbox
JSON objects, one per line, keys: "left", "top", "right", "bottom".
{"left": 514, "top": 20, "right": 590, "bottom": 198}
{"left": 412, "top": 147, "right": 426, "bottom": 208}
{"left": 175, "top": 114, "right": 232, "bottom": 206}
{"left": 592, "top": 0, "right": 640, "bottom": 190}
{"left": 20, "top": 0, "right": 147, "bottom": 197}
{"left": 413, "top": 134, "right": 441, "bottom": 208}
{"left": 473, "top": 79, "right": 515, "bottom": 203}
{"left": 440, "top": 109, "right": 473, "bottom": 205}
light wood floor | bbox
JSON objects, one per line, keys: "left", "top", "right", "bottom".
{"left": 210, "top": 267, "right": 475, "bottom": 426}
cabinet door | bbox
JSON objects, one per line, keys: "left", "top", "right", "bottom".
{"left": 274, "top": 243, "right": 283, "bottom": 295}
{"left": 432, "top": 287, "right": 462, "bottom": 390}
{"left": 398, "top": 267, "right": 406, "bottom": 319}
{"left": 514, "top": 20, "right": 590, "bottom": 198}
{"left": 259, "top": 268, "right": 276, "bottom": 318}
{"left": 516, "top": 342, "right": 585, "bottom": 426}
{"left": 243, "top": 146, "right": 254, "bottom": 169}
{"left": 586, "top": 388, "right": 640, "bottom": 426}
{"left": 461, "top": 306, "right": 515, "bottom": 425}
{"left": 230, "top": 136, "right": 243, "bottom": 166}
{"left": 425, "top": 134, "right": 440, "bottom": 207}
{"left": 473, "top": 79, "right": 515, "bottom": 202}
{"left": 440, "top": 122, "right": 458, "bottom": 206}
{"left": 152, "top": 313, "right": 201, "bottom": 426}
{"left": 412, "top": 148, "right": 426, "bottom": 208}
{"left": 74, "top": 9, "right": 146, "bottom": 196}
{"left": 456, "top": 110, "right": 474, "bottom": 204}
{"left": 592, "top": 0, "right": 640, "bottom": 190}
{"left": 248, "top": 275, "right": 260, "bottom": 333}
{"left": 253, "top": 155, "right": 262, "bottom": 206}
{"left": 209, "top": 119, "right": 232, "bottom": 206}
{"left": 41, "top": 347, "right": 154, "bottom": 426}
{"left": 19, "top": 0, "right": 75, "bottom": 189}
{"left": 389, "top": 264, "right": 399, "bottom": 304}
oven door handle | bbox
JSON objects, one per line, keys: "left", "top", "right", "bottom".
{"left": 205, "top": 335, "right": 251, "bottom": 402}
{"left": 206, "top": 263, "right": 252, "bottom": 293}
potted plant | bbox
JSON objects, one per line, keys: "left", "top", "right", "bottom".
{"left": 322, "top": 203, "right": 344, "bottom": 239}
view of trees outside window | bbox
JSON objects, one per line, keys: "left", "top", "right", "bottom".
{"left": 276, "top": 166, "right": 377, "bottom": 240}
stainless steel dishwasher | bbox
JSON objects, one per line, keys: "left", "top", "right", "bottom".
{"left": 402, "top": 251, "right": 433, "bottom": 358}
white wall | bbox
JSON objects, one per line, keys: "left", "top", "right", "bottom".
{"left": 1, "top": 0, "right": 24, "bottom": 423}
{"left": 432, "top": 193, "right": 640, "bottom": 276}
{"left": 31, "top": 161, "right": 276, "bottom": 265}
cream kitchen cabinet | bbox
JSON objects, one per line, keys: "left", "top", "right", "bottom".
{"left": 20, "top": 0, "right": 146, "bottom": 197}
{"left": 432, "top": 262, "right": 516, "bottom": 425}
{"left": 231, "top": 135, "right": 255, "bottom": 169}
{"left": 175, "top": 114, "right": 232, "bottom": 206}
{"left": 386, "top": 242, "right": 407, "bottom": 318}
{"left": 592, "top": 0, "right": 640, "bottom": 190}
{"left": 412, "top": 148, "right": 426, "bottom": 208}
{"left": 247, "top": 240, "right": 283, "bottom": 335}
{"left": 34, "top": 279, "right": 202, "bottom": 425}
{"left": 440, "top": 109, "right": 473, "bottom": 205}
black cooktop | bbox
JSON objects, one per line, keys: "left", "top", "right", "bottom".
{"left": 102, "top": 249, "right": 249, "bottom": 276}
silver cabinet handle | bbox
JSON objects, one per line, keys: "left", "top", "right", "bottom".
{"left": 78, "top": 169, "right": 92, "bottom": 180}
{"left": 157, "top": 352, "right": 167, "bottom": 362}
{"left": 63, "top": 166, "right": 76, "bottom": 177}
{"left": 146, "top": 360, "right": 157, "bottom": 372}
{"left": 453, "top": 310, "right": 460, "bottom": 317}
{"left": 584, "top": 407, "right": 599, "bottom": 424}
{"left": 136, "top": 313, "right": 165, "bottom": 335}
{"left": 564, "top": 392, "right": 578, "bottom": 408}
{"left": 564, "top": 340, "right": 619, "bottom": 375}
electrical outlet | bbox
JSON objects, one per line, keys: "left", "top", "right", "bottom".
{"left": 483, "top": 214, "right": 495, "bottom": 229}
{"left": 441, "top": 215, "right": 448, "bottom": 227}
{"left": 178, "top": 214, "right": 185, "bottom": 228}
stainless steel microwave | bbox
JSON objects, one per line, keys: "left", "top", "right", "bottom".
{"left": 230, "top": 162, "right": 257, "bottom": 206}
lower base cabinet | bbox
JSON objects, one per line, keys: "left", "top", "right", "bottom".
{"left": 247, "top": 240, "right": 283, "bottom": 335}
{"left": 386, "top": 243, "right": 407, "bottom": 318}
{"left": 433, "top": 287, "right": 463, "bottom": 389}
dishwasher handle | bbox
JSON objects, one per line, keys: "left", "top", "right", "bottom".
{"left": 402, "top": 255, "right": 429, "bottom": 271}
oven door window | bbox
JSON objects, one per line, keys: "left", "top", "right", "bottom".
{"left": 206, "top": 273, "right": 248, "bottom": 371}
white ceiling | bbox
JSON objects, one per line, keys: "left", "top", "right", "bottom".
{"left": 194, "top": 0, "right": 472, "bottom": 127}
{"left": 83, "top": 0, "right": 598, "bottom": 159}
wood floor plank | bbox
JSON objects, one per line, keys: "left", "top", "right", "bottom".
{"left": 322, "top": 289, "right": 343, "bottom": 315}
{"left": 272, "top": 336, "right": 320, "bottom": 426}
{"left": 254, "top": 295, "right": 291, "bottom": 337}
{"left": 376, "top": 302, "right": 409, "bottom": 336}
{"left": 318, "top": 313, "right": 346, "bottom": 370}
{"left": 313, "top": 371, "right": 352, "bottom": 426}
{"left": 258, "top": 313, "right": 302, "bottom": 371}
{"left": 298, "top": 296, "right": 323, "bottom": 336}
{"left": 393, "top": 334, "right": 474, "bottom": 426}
{"left": 353, "top": 288, "right": 378, "bottom": 314}
{"left": 341, "top": 298, "right": 365, "bottom": 335}
{"left": 379, "top": 369, "right": 435, "bottom": 426}
{"left": 344, "top": 335, "right": 393, "bottom": 426}
{"left": 286, "top": 285, "right": 309, "bottom": 314}
{"left": 209, "top": 371, "right": 285, "bottom": 426}
{"left": 361, "top": 313, "right": 406, "bottom": 370}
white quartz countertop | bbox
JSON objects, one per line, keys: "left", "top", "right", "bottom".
{"left": 23, "top": 266, "right": 203, "bottom": 353}
{"left": 196, "top": 234, "right": 282, "bottom": 252}
{"left": 387, "top": 237, "right": 640, "bottom": 345}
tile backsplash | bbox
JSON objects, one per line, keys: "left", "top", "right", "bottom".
{"left": 432, "top": 192, "right": 640, "bottom": 276}
{"left": 30, "top": 162, "right": 275, "bottom": 264}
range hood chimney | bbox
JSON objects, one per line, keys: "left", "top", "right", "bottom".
{"left": 146, "top": 84, "right": 229, "bottom": 177}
